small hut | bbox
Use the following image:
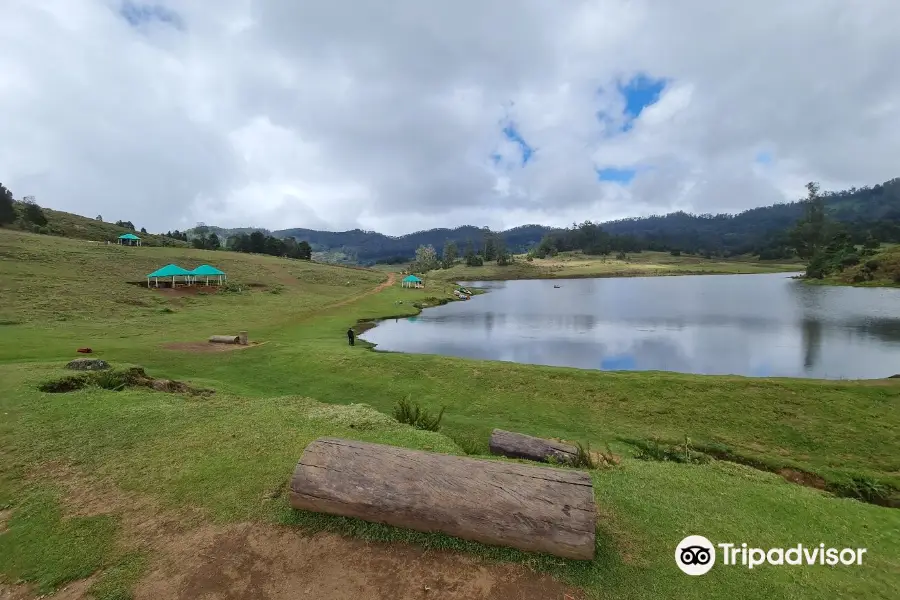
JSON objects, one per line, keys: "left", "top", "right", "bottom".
{"left": 146, "top": 264, "right": 193, "bottom": 288}
{"left": 117, "top": 233, "right": 141, "bottom": 246}
{"left": 401, "top": 275, "right": 424, "bottom": 289}
{"left": 190, "top": 264, "right": 227, "bottom": 286}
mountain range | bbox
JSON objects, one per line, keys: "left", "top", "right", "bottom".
{"left": 264, "top": 177, "right": 900, "bottom": 264}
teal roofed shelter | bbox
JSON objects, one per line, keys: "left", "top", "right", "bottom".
{"left": 189, "top": 264, "right": 227, "bottom": 286}
{"left": 401, "top": 274, "right": 424, "bottom": 289}
{"left": 117, "top": 233, "right": 141, "bottom": 247}
{"left": 146, "top": 264, "right": 193, "bottom": 288}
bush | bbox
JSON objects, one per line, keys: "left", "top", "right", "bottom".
{"left": 392, "top": 397, "right": 445, "bottom": 431}
{"left": 669, "top": 249, "right": 681, "bottom": 257}
{"left": 615, "top": 251, "right": 627, "bottom": 260}
{"left": 825, "top": 476, "right": 897, "bottom": 506}
{"left": 865, "top": 259, "right": 880, "bottom": 271}
{"left": 22, "top": 201, "right": 48, "bottom": 226}
{"left": 840, "top": 253, "right": 860, "bottom": 268}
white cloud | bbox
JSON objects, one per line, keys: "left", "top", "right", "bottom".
{"left": 1, "top": 0, "right": 899, "bottom": 235}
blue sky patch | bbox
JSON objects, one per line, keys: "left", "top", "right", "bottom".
{"left": 596, "top": 167, "right": 637, "bottom": 184}
{"left": 755, "top": 150, "right": 774, "bottom": 165}
{"left": 120, "top": 1, "right": 184, "bottom": 29}
{"left": 617, "top": 74, "right": 666, "bottom": 131}
{"left": 501, "top": 122, "right": 534, "bottom": 166}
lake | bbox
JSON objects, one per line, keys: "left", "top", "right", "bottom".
{"left": 360, "top": 273, "right": 900, "bottom": 379}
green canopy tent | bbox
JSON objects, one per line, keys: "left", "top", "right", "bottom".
{"left": 401, "top": 274, "right": 424, "bottom": 289}
{"left": 189, "top": 264, "right": 227, "bottom": 286}
{"left": 118, "top": 233, "right": 141, "bottom": 247}
{"left": 146, "top": 264, "right": 193, "bottom": 288}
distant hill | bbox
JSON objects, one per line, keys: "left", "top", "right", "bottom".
{"left": 601, "top": 177, "right": 900, "bottom": 256}
{"left": 266, "top": 177, "right": 900, "bottom": 263}
{"left": 11, "top": 176, "right": 898, "bottom": 263}
{"left": 7, "top": 202, "right": 188, "bottom": 248}
{"left": 272, "top": 224, "right": 554, "bottom": 264}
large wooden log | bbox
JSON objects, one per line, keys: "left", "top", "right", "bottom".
{"left": 208, "top": 335, "right": 239, "bottom": 344}
{"left": 489, "top": 429, "right": 579, "bottom": 464}
{"left": 289, "top": 438, "right": 596, "bottom": 560}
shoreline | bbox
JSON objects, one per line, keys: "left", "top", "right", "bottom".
{"left": 432, "top": 266, "right": 801, "bottom": 283}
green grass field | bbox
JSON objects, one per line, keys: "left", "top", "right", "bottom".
{"left": 1, "top": 228, "right": 898, "bottom": 599}
{"left": 432, "top": 250, "right": 803, "bottom": 281}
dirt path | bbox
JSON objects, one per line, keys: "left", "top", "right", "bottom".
{"left": 330, "top": 271, "right": 397, "bottom": 309}
{"left": 18, "top": 464, "right": 579, "bottom": 600}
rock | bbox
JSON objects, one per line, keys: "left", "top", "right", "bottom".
{"left": 66, "top": 358, "right": 110, "bottom": 371}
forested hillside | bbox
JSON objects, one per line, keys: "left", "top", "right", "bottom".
{"left": 269, "top": 177, "right": 900, "bottom": 263}
{"left": 273, "top": 224, "right": 552, "bottom": 264}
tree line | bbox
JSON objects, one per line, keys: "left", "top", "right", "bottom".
{"left": 227, "top": 230, "right": 312, "bottom": 259}
{"left": 408, "top": 230, "right": 514, "bottom": 272}
{"left": 1, "top": 183, "right": 49, "bottom": 231}
{"left": 789, "top": 182, "right": 882, "bottom": 280}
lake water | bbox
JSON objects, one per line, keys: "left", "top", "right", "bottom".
{"left": 360, "top": 273, "right": 900, "bottom": 379}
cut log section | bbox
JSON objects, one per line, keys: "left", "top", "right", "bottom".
{"left": 289, "top": 438, "right": 596, "bottom": 560}
{"left": 489, "top": 429, "right": 579, "bottom": 465}
{"left": 208, "top": 335, "right": 239, "bottom": 344}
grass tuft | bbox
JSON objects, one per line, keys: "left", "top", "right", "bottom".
{"left": 630, "top": 436, "right": 710, "bottom": 465}
{"left": 392, "top": 397, "right": 446, "bottom": 431}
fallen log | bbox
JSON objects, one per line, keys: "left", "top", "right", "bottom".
{"left": 489, "top": 429, "right": 579, "bottom": 465}
{"left": 290, "top": 438, "right": 596, "bottom": 560}
{"left": 208, "top": 335, "right": 239, "bottom": 344}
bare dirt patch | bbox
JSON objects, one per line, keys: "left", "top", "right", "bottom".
{"left": 135, "top": 525, "right": 580, "bottom": 600}
{"left": 777, "top": 467, "right": 827, "bottom": 490}
{"left": 161, "top": 341, "right": 268, "bottom": 353}
{"left": 27, "top": 464, "right": 581, "bottom": 600}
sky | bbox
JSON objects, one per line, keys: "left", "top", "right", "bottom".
{"left": 2, "top": 1, "right": 899, "bottom": 236}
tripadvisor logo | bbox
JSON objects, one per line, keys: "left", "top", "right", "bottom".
{"left": 675, "top": 536, "right": 867, "bottom": 575}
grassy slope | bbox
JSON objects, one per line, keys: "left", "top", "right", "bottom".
{"left": 8, "top": 203, "right": 189, "bottom": 247}
{"left": 817, "top": 245, "right": 900, "bottom": 287}
{"left": 434, "top": 250, "right": 802, "bottom": 281}
{"left": 1, "top": 229, "right": 898, "bottom": 599}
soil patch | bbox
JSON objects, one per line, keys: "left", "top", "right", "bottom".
{"left": 777, "top": 467, "right": 827, "bottom": 490}
{"left": 162, "top": 341, "right": 268, "bottom": 353}
{"left": 135, "top": 525, "right": 580, "bottom": 600}
{"left": 127, "top": 281, "right": 224, "bottom": 297}
{"left": 23, "top": 464, "right": 580, "bottom": 600}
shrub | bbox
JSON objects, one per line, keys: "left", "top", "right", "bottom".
{"left": 670, "top": 249, "right": 681, "bottom": 257}
{"left": 22, "top": 201, "right": 48, "bottom": 226}
{"left": 865, "top": 259, "right": 880, "bottom": 271}
{"left": 830, "top": 476, "right": 895, "bottom": 506}
{"left": 840, "top": 253, "right": 860, "bottom": 268}
{"left": 615, "top": 251, "right": 627, "bottom": 260}
{"left": 392, "top": 397, "right": 445, "bottom": 431}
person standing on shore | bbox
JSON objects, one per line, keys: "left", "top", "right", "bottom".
{"left": 347, "top": 328, "right": 355, "bottom": 346}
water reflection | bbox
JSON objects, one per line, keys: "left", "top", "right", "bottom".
{"left": 362, "top": 273, "right": 900, "bottom": 379}
{"left": 801, "top": 318, "right": 822, "bottom": 371}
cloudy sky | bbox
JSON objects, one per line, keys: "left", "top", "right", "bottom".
{"left": 2, "top": 1, "right": 899, "bottom": 235}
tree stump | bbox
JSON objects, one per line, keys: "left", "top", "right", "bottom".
{"left": 289, "top": 438, "right": 596, "bottom": 560}
{"left": 489, "top": 429, "right": 579, "bottom": 464}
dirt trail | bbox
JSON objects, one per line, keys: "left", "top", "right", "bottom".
{"left": 17, "top": 464, "right": 579, "bottom": 600}
{"left": 330, "top": 271, "right": 397, "bottom": 309}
